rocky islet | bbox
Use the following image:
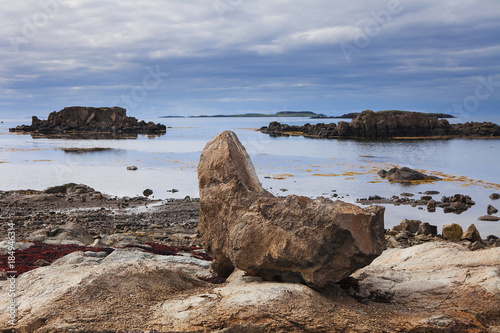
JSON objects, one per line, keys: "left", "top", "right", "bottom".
{"left": 9, "top": 106, "right": 166, "bottom": 136}
{"left": 260, "top": 109, "right": 500, "bottom": 138}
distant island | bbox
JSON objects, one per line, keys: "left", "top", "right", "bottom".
{"left": 187, "top": 111, "right": 327, "bottom": 118}
{"left": 161, "top": 110, "right": 456, "bottom": 119}
{"left": 328, "top": 110, "right": 456, "bottom": 119}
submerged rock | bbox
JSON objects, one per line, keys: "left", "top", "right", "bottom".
{"left": 378, "top": 167, "right": 441, "bottom": 183}
{"left": 490, "top": 193, "right": 500, "bottom": 200}
{"left": 487, "top": 204, "right": 498, "bottom": 215}
{"left": 478, "top": 215, "right": 500, "bottom": 222}
{"left": 197, "top": 131, "right": 385, "bottom": 288}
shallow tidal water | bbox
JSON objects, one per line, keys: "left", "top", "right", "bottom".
{"left": 1, "top": 116, "right": 500, "bottom": 236}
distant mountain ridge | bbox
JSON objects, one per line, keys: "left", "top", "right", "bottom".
{"left": 332, "top": 110, "right": 456, "bottom": 119}
{"left": 160, "top": 111, "right": 327, "bottom": 118}
{"left": 160, "top": 110, "right": 455, "bottom": 119}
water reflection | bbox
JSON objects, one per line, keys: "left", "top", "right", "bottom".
{"left": 22, "top": 132, "right": 166, "bottom": 140}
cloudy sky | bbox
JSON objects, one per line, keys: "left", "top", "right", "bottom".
{"left": 1, "top": 0, "right": 499, "bottom": 119}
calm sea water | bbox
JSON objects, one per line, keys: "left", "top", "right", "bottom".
{"left": 1, "top": 116, "right": 500, "bottom": 236}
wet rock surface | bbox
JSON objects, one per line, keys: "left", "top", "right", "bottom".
{"left": 358, "top": 192, "right": 480, "bottom": 216}
{"left": 260, "top": 110, "right": 500, "bottom": 138}
{"left": 0, "top": 184, "right": 200, "bottom": 247}
{"left": 385, "top": 219, "right": 500, "bottom": 250}
{"left": 9, "top": 106, "right": 166, "bottom": 137}
{"left": 377, "top": 166, "right": 441, "bottom": 183}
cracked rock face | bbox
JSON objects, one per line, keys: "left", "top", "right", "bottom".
{"left": 197, "top": 131, "right": 385, "bottom": 288}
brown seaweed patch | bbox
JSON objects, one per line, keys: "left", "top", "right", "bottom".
{"left": 272, "top": 174, "right": 294, "bottom": 180}
{"left": 59, "top": 147, "right": 112, "bottom": 153}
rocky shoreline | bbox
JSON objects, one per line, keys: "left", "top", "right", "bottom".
{"left": 9, "top": 106, "right": 167, "bottom": 137}
{"left": 1, "top": 130, "right": 499, "bottom": 332}
{"left": 1, "top": 182, "right": 499, "bottom": 332}
{"left": 0, "top": 183, "right": 200, "bottom": 248}
{"left": 260, "top": 110, "right": 500, "bottom": 139}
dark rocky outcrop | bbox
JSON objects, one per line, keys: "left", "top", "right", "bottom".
{"left": 358, "top": 192, "right": 477, "bottom": 216}
{"left": 378, "top": 167, "right": 441, "bottom": 182}
{"left": 197, "top": 131, "right": 385, "bottom": 288}
{"left": 10, "top": 106, "right": 166, "bottom": 135}
{"left": 260, "top": 110, "right": 500, "bottom": 139}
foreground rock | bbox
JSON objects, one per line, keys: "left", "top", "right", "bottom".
{"left": 9, "top": 106, "right": 166, "bottom": 136}
{"left": 260, "top": 110, "right": 500, "bottom": 138}
{"left": 1, "top": 241, "right": 499, "bottom": 332}
{"left": 353, "top": 242, "right": 500, "bottom": 330}
{"left": 197, "top": 131, "right": 385, "bottom": 288}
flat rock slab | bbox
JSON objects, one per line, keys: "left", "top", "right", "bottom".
{"left": 478, "top": 215, "right": 500, "bottom": 221}
{"left": 197, "top": 131, "right": 385, "bottom": 288}
{"left": 353, "top": 242, "right": 500, "bottom": 321}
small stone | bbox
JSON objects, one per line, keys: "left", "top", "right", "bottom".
{"left": 486, "top": 235, "right": 499, "bottom": 241}
{"left": 417, "top": 222, "right": 437, "bottom": 236}
{"left": 469, "top": 241, "right": 486, "bottom": 251}
{"left": 400, "top": 192, "right": 414, "bottom": 197}
{"left": 143, "top": 189, "right": 153, "bottom": 197}
{"left": 487, "top": 204, "right": 498, "bottom": 215}
{"left": 478, "top": 215, "right": 500, "bottom": 221}
{"left": 442, "top": 224, "right": 463, "bottom": 241}
{"left": 127, "top": 166, "right": 138, "bottom": 171}
{"left": 392, "top": 219, "right": 421, "bottom": 234}
{"left": 450, "top": 202, "right": 468, "bottom": 210}
{"left": 395, "top": 231, "right": 409, "bottom": 241}
{"left": 421, "top": 195, "right": 432, "bottom": 201}
{"left": 33, "top": 259, "right": 50, "bottom": 267}
{"left": 490, "top": 193, "right": 500, "bottom": 200}
{"left": 424, "top": 190, "right": 440, "bottom": 195}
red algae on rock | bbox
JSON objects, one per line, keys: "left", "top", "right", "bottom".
{"left": 0, "top": 242, "right": 114, "bottom": 277}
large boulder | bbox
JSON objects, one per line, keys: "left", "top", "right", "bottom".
{"left": 197, "top": 131, "right": 385, "bottom": 288}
